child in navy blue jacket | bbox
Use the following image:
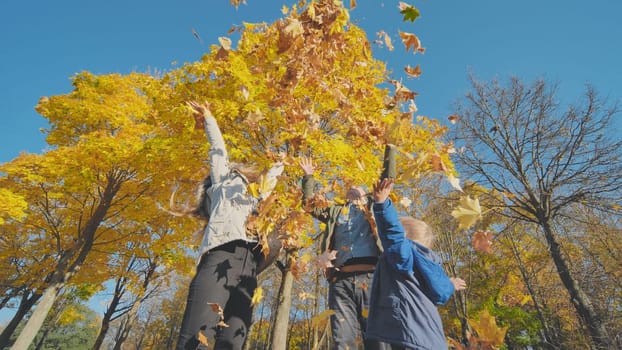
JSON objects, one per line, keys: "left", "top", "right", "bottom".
{"left": 366, "top": 179, "right": 466, "bottom": 350}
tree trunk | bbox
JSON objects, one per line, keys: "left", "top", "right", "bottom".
{"left": 91, "top": 316, "right": 111, "bottom": 350}
{"left": 10, "top": 281, "right": 63, "bottom": 350}
{"left": 112, "top": 316, "right": 132, "bottom": 350}
{"left": 269, "top": 266, "right": 295, "bottom": 350}
{"left": 9, "top": 172, "right": 122, "bottom": 350}
{"left": 33, "top": 325, "right": 52, "bottom": 350}
{"left": 541, "top": 221, "right": 611, "bottom": 349}
{"left": 92, "top": 277, "right": 126, "bottom": 350}
{"left": 505, "top": 231, "right": 558, "bottom": 349}
{"left": 0, "top": 291, "right": 41, "bottom": 348}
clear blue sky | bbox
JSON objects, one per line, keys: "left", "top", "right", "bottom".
{"left": 2, "top": 0, "right": 621, "bottom": 164}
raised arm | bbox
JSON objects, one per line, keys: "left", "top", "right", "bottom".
{"left": 372, "top": 179, "right": 413, "bottom": 272}
{"left": 188, "top": 101, "right": 230, "bottom": 183}
{"left": 298, "top": 157, "right": 330, "bottom": 222}
{"left": 380, "top": 144, "right": 397, "bottom": 180}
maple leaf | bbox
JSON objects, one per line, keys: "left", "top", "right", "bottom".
{"left": 399, "top": 31, "right": 425, "bottom": 54}
{"left": 251, "top": 286, "right": 263, "bottom": 306}
{"left": 469, "top": 310, "right": 509, "bottom": 347}
{"left": 284, "top": 18, "right": 303, "bottom": 36}
{"left": 399, "top": 196, "right": 412, "bottom": 208}
{"left": 299, "top": 291, "right": 316, "bottom": 301}
{"left": 218, "top": 37, "right": 232, "bottom": 50}
{"left": 404, "top": 65, "right": 421, "bottom": 78}
{"left": 472, "top": 231, "right": 494, "bottom": 253}
{"left": 246, "top": 110, "right": 265, "bottom": 127}
{"left": 451, "top": 195, "right": 482, "bottom": 230}
{"left": 390, "top": 79, "right": 418, "bottom": 102}
{"left": 398, "top": 2, "right": 420, "bottom": 22}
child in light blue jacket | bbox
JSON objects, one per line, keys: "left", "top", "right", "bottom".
{"left": 367, "top": 179, "right": 466, "bottom": 350}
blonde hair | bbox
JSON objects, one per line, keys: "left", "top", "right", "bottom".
{"left": 230, "top": 162, "right": 261, "bottom": 184}
{"left": 399, "top": 217, "right": 436, "bottom": 248}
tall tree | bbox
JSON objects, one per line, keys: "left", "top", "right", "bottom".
{"left": 451, "top": 76, "right": 622, "bottom": 349}
{"left": 1, "top": 73, "right": 197, "bottom": 349}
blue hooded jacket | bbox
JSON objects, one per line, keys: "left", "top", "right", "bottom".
{"left": 366, "top": 199, "right": 455, "bottom": 349}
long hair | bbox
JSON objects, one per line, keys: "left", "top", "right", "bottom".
{"left": 168, "top": 175, "right": 211, "bottom": 221}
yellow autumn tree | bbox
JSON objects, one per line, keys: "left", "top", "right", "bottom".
{"left": 2, "top": 1, "right": 453, "bottom": 348}
{"left": 162, "top": 0, "right": 450, "bottom": 259}
{"left": 0, "top": 72, "right": 199, "bottom": 349}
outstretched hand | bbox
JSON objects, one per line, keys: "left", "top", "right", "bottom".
{"left": 298, "top": 157, "right": 316, "bottom": 176}
{"left": 187, "top": 101, "right": 212, "bottom": 130}
{"left": 373, "top": 178, "right": 393, "bottom": 203}
{"left": 450, "top": 277, "right": 467, "bottom": 291}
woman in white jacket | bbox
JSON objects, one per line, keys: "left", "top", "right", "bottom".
{"left": 176, "top": 101, "right": 283, "bottom": 350}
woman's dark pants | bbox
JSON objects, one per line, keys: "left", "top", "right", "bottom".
{"left": 176, "top": 240, "right": 259, "bottom": 350}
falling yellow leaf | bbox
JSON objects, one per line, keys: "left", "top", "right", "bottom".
{"left": 284, "top": 18, "right": 303, "bottom": 36}
{"left": 251, "top": 287, "right": 263, "bottom": 306}
{"left": 446, "top": 174, "right": 463, "bottom": 192}
{"left": 258, "top": 175, "right": 277, "bottom": 198}
{"left": 197, "top": 331, "right": 209, "bottom": 347}
{"left": 350, "top": 0, "right": 357, "bottom": 9}
{"left": 218, "top": 37, "right": 232, "bottom": 50}
{"left": 299, "top": 291, "right": 317, "bottom": 301}
{"left": 399, "top": 196, "right": 412, "bottom": 208}
{"left": 469, "top": 310, "right": 509, "bottom": 347}
{"left": 246, "top": 109, "right": 265, "bottom": 127}
{"left": 361, "top": 307, "right": 369, "bottom": 318}
{"left": 311, "top": 309, "right": 336, "bottom": 327}
{"left": 247, "top": 183, "right": 259, "bottom": 198}
{"left": 472, "top": 231, "right": 494, "bottom": 253}
{"left": 451, "top": 195, "right": 482, "bottom": 230}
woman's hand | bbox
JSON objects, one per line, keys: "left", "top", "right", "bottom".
{"left": 187, "top": 101, "right": 212, "bottom": 130}
{"left": 373, "top": 178, "right": 393, "bottom": 203}
{"left": 298, "top": 157, "right": 316, "bottom": 176}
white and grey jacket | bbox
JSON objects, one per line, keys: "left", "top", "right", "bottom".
{"left": 198, "top": 115, "right": 283, "bottom": 257}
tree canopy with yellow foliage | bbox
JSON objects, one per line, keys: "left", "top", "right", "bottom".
{"left": 0, "top": 1, "right": 472, "bottom": 348}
